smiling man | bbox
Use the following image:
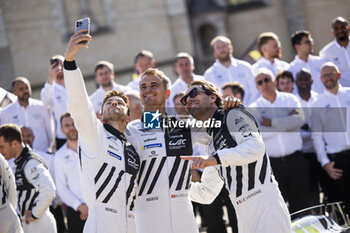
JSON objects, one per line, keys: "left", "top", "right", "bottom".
{"left": 320, "top": 17, "right": 350, "bottom": 87}
{"left": 204, "top": 36, "right": 258, "bottom": 105}
{"left": 311, "top": 62, "right": 350, "bottom": 216}
{"left": 124, "top": 67, "right": 233, "bottom": 233}
{"left": 180, "top": 80, "right": 291, "bottom": 232}
{"left": 1, "top": 77, "right": 53, "bottom": 152}
{"left": 63, "top": 30, "right": 140, "bottom": 233}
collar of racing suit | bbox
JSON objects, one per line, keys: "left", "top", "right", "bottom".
{"left": 14, "top": 146, "right": 30, "bottom": 165}
{"left": 103, "top": 123, "right": 127, "bottom": 142}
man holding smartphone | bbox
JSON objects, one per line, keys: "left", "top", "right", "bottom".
{"left": 63, "top": 29, "right": 139, "bottom": 233}
{"left": 40, "top": 55, "right": 68, "bottom": 150}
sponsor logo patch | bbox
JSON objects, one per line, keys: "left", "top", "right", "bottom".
{"left": 142, "top": 143, "right": 162, "bottom": 150}
{"left": 107, "top": 150, "right": 122, "bottom": 160}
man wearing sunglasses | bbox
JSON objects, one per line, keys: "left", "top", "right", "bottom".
{"left": 125, "top": 68, "right": 229, "bottom": 233}
{"left": 248, "top": 68, "right": 312, "bottom": 214}
{"left": 181, "top": 80, "right": 291, "bottom": 232}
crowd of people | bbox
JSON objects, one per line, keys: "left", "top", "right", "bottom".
{"left": 0, "top": 15, "right": 349, "bottom": 233}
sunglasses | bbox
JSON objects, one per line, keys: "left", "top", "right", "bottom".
{"left": 256, "top": 77, "right": 271, "bottom": 86}
{"left": 180, "top": 87, "right": 207, "bottom": 105}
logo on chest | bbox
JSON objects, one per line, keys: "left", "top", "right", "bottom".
{"left": 107, "top": 150, "right": 122, "bottom": 160}
{"left": 142, "top": 143, "right": 162, "bottom": 150}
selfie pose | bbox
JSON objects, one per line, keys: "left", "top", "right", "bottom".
{"left": 63, "top": 27, "right": 139, "bottom": 233}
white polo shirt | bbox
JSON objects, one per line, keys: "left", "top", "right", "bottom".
{"left": 311, "top": 85, "right": 350, "bottom": 167}
{"left": 89, "top": 82, "right": 131, "bottom": 113}
{"left": 252, "top": 57, "right": 290, "bottom": 77}
{"left": 249, "top": 91, "right": 304, "bottom": 157}
{"left": 320, "top": 38, "right": 350, "bottom": 87}
{"left": 54, "top": 143, "right": 85, "bottom": 211}
{"left": 289, "top": 55, "right": 326, "bottom": 94}
{"left": 40, "top": 81, "right": 68, "bottom": 139}
{"left": 204, "top": 58, "right": 259, "bottom": 105}
{"left": 0, "top": 98, "right": 53, "bottom": 152}
{"left": 296, "top": 91, "right": 319, "bottom": 153}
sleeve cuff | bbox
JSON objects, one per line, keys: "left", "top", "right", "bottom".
{"left": 73, "top": 200, "right": 83, "bottom": 211}
{"left": 64, "top": 60, "right": 77, "bottom": 70}
{"left": 213, "top": 153, "right": 221, "bottom": 165}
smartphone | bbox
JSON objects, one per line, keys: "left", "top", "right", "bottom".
{"left": 74, "top": 17, "right": 90, "bottom": 44}
{"left": 50, "top": 58, "right": 59, "bottom": 68}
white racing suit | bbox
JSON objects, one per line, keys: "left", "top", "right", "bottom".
{"left": 64, "top": 63, "right": 140, "bottom": 233}
{"left": 14, "top": 147, "right": 57, "bottom": 233}
{"left": 126, "top": 116, "right": 213, "bottom": 233}
{"left": 190, "top": 108, "right": 291, "bottom": 233}
{"left": 0, "top": 154, "right": 23, "bottom": 233}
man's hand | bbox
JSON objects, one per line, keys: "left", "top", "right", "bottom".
{"left": 223, "top": 96, "right": 242, "bottom": 111}
{"left": 324, "top": 161, "right": 343, "bottom": 180}
{"left": 65, "top": 30, "right": 92, "bottom": 61}
{"left": 78, "top": 203, "right": 88, "bottom": 220}
{"left": 261, "top": 116, "right": 272, "bottom": 127}
{"left": 181, "top": 156, "right": 217, "bottom": 169}
{"left": 24, "top": 210, "right": 35, "bottom": 224}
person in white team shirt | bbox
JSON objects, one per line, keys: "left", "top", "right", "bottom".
{"left": 55, "top": 113, "right": 87, "bottom": 233}
{"left": 1, "top": 77, "right": 54, "bottom": 152}
{"left": 0, "top": 153, "right": 23, "bottom": 233}
{"left": 249, "top": 68, "right": 313, "bottom": 213}
{"left": 289, "top": 30, "right": 326, "bottom": 94}
{"left": 63, "top": 30, "right": 140, "bottom": 233}
{"left": 320, "top": 17, "right": 350, "bottom": 87}
{"left": 311, "top": 62, "right": 350, "bottom": 215}
{"left": 204, "top": 36, "right": 258, "bottom": 105}
{"left": 0, "top": 124, "right": 56, "bottom": 233}
{"left": 252, "top": 32, "right": 290, "bottom": 76}
{"left": 89, "top": 60, "right": 131, "bottom": 116}
{"left": 166, "top": 52, "right": 204, "bottom": 115}
{"left": 294, "top": 69, "right": 321, "bottom": 206}
{"left": 40, "top": 55, "right": 68, "bottom": 150}
{"left": 127, "top": 50, "right": 156, "bottom": 92}
{"left": 181, "top": 80, "right": 291, "bottom": 233}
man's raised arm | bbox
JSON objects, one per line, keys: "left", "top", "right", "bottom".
{"left": 63, "top": 30, "right": 102, "bottom": 156}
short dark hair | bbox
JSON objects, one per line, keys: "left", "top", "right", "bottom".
{"left": 101, "top": 90, "right": 129, "bottom": 115}
{"left": 188, "top": 80, "right": 223, "bottom": 108}
{"left": 60, "top": 112, "right": 72, "bottom": 126}
{"left": 0, "top": 124, "right": 23, "bottom": 143}
{"left": 296, "top": 68, "right": 312, "bottom": 81}
{"left": 94, "top": 60, "right": 114, "bottom": 73}
{"left": 291, "top": 30, "right": 311, "bottom": 50}
{"left": 222, "top": 82, "right": 245, "bottom": 99}
{"left": 276, "top": 70, "right": 294, "bottom": 84}
{"left": 332, "top": 16, "right": 349, "bottom": 29}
